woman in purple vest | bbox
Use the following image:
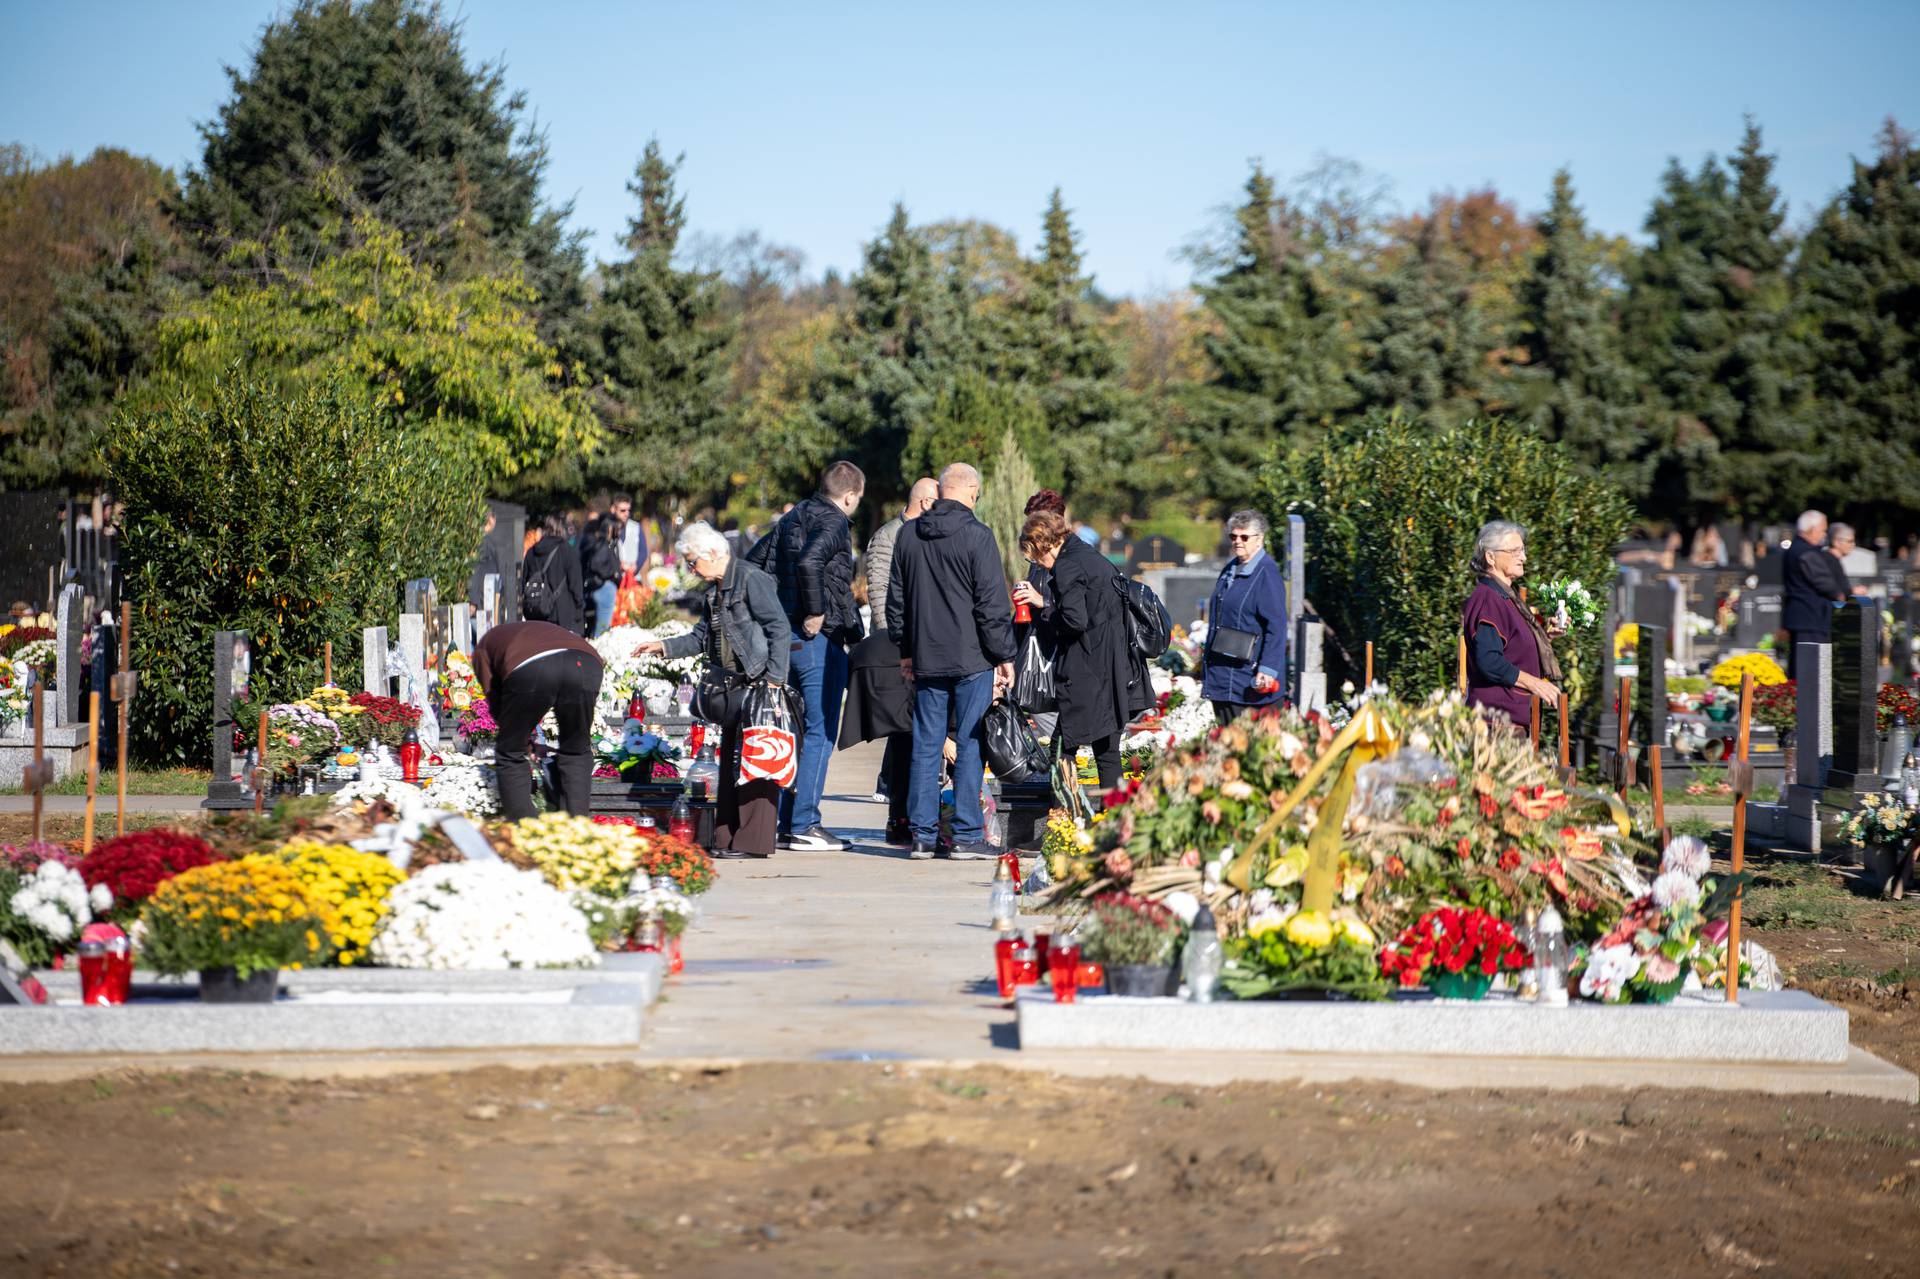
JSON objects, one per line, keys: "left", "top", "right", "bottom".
{"left": 1462, "top": 520, "right": 1563, "bottom": 727}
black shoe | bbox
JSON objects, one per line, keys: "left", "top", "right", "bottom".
{"left": 884, "top": 819, "right": 912, "bottom": 846}
{"left": 909, "top": 841, "right": 936, "bottom": 860}
{"left": 785, "top": 825, "right": 847, "bottom": 852}
{"left": 945, "top": 841, "right": 997, "bottom": 861}
{"left": 713, "top": 848, "right": 754, "bottom": 860}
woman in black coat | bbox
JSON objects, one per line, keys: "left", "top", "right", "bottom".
{"left": 1019, "top": 510, "right": 1143, "bottom": 792}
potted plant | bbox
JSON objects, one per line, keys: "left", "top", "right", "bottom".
{"left": 1079, "top": 893, "right": 1183, "bottom": 996}
{"left": 1750, "top": 679, "right": 1797, "bottom": 777}
{"left": 140, "top": 855, "right": 334, "bottom": 1001}
{"left": 1378, "top": 906, "right": 1530, "bottom": 1000}
{"left": 1833, "top": 792, "right": 1917, "bottom": 895}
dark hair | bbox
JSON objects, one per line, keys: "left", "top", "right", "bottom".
{"left": 539, "top": 513, "right": 574, "bottom": 540}
{"left": 612, "top": 492, "right": 634, "bottom": 508}
{"left": 1024, "top": 489, "right": 1066, "bottom": 516}
{"left": 821, "top": 460, "right": 866, "bottom": 500}
{"left": 583, "top": 513, "right": 616, "bottom": 543}
{"left": 1019, "top": 510, "right": 1070, "bottom": 559}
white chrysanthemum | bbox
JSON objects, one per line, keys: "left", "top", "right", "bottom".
{"left": 419, "top": 760, "right": 499, "bottom": 818}
{"left": 89, "top": 883, "right": 113, "bottom": 913}
{"left": 370, "top": 862, "right": 596, "bottom": 970}
{"left": 1163, "top": 890, "right": 1201, "bottom": 925}
{"left": 1652, "top": 870, "right": 1702, "bottom": 910}
{"left": 1660, "top": 835, "right": 1712, "bottom": 882}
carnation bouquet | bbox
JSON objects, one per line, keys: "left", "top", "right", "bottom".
{"left": 1377, "top": 906, "right": 1529, "bottom": 994}
{"left": 80, "top": 829, "right": 225, "bottom": 921}
{"left": 2, "top": 857, "right": 112, "bottom": 965}
{"left": 346, "top": 693, "right": 422, "bottom": 749}
{"left": 370, "top": 862, "right": 596, "bottom": 969}
{"left": 140, "top": 855, "right": 336, "bottom": 979}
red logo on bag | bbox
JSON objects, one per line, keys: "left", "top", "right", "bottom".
{"left": 741, "top": 725, "right": 797, "bottom": 787}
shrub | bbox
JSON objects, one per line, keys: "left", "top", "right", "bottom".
{"left": 140, "top": 856, "right": 334, "bottom": 978}
{"left": 80, "top": 829, "right": 225, "bottom": 915}
{"left": 106, "top": 376, "right": 483, "bottom": 765}
{"left": 1262, "top": 413, "right": 1634, "bottom": 702}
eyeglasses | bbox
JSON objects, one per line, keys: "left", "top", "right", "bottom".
{"left": 1492, "top": 543, "right": 1525, "bottom": 556}
{"left": 1228, "top": 533, "right": 1259, "bottom": 543}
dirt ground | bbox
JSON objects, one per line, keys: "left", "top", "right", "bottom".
{"left": 2, "top": 1061, "right": 1917, "bottom": 1278}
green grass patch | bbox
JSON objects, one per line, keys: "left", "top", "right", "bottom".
{"left": 1, "top": 768, "right": 211, "bottom": 797}
{"left": 1742, "top": 861, "right": 1861, "bottom": 932}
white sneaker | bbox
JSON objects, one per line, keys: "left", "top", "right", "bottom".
{"left": 784, "top": 826, "right": 847, "bottom": 852}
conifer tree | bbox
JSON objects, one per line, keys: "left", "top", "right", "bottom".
{"left": 1508, "top": 171, "right": 1650, "bottom": 500}
{"left": 1184, "top": 164, "right": 1357, "bottom": 510}
{"left": 571, "top": 140, "right": 736, "bottom": 509}
{"left": 1349, "top": 224, "right": 1495, "bottom": 426}
{"left": 1794, "top": 120, "right": 1920, "bottom": 527}
{"left": 977, "top": 426, "right": 1038, "bottom": 581}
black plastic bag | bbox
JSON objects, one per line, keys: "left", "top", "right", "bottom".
{"left": 739, "top": 680, "right": 800, "bottom": 787}
{"left": 1011, "top": 629, "right": 1057, "bottom": 714}
{"left": 982, "top": 697, "right": 1048, "bottom": 785}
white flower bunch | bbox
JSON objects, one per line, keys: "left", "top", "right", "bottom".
{"left": 593, "top": 622, "right": 702, "bottom": 731}
{"left": 332, "top": 774, "right": 433, "bottom": 817}
{"left": 1660, "top": 835, "right": 1712, "bottom": 882}
{"left": 623, "top": 874, "right": 695, "bottom": 926}
{"left": 8, "top": 861, "right": 103, "bottom": 944}
{"left": 420, "top": 759, "right": 499, "bottom": 818}
{"left": 1651, "top": 870, "right": 1702, "bottom": 910}
{"left": 1534, "top": 578, "right": 1601, "bottom": 631}
{"left": 370, "top": 862, "right": 597, "bottom": 969}
{"left": 1578, "top": 943, "right": 1641, "bottom": 1002}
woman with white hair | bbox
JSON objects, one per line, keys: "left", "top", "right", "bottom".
{"left": 638, "top": 522, "right": 790, "bottom": 858}
{"left": 1462, "top": 520, "right": 1562, "bottom": 727}
{"left": 1201, "top": 509, "right": 1289, "bottom": 724}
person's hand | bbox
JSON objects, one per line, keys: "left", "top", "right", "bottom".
{"left": 802, "top": 614, "right": 824, "bottom": 638}
{"left": 995, "top": 661, "right": 1014, "bottom": 688}
{"left": 1545, "top": 620, "right": 1569, "bottom": 640}
{"left": 942, "top": 738, "right": 958, "bottom": 765}
{"left": 1011, "top": 581, "right": 1044, "bottom": 608}
{"left": 1519, "top": 673, "right": 1562, "bottom": 709}
{"left": 899, "top": 658, "right": 914, "bottom": 684}
{"left": 636, "top": 640, "right": 666, "bottom": 656}
{"left": 1251, "top": 672, "right": 1279, "bottom": 695}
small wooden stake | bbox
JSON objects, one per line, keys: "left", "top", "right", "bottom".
{"left": 1456, "top": 634, "right": 1468, "bottom": 695}
{"left": 1649, "top": 744, "right": 1668, "bottom": 846}
{"left": 114, "top": 602, "right": 132, "bottom": 837}
{"left": 1558, "top": 697, "right": 1571, "bottom": 770}
{"left": 1727, "top": 673, "right": 1755, "bottom": 1005}
{"left": 27, "top": 710, "right": 50, "bottom": 846}
{"left": 252, "top": 708, "right": 271, "bottom": 815}
{"left": 1529, "top": 693, "right": 1541, "bottom": 750}
{"left": 82, "top": 692, "right": 101, "bottom": 856}
{"left": 323, "top": 641, "right": 333, "bottom": 687}
{"left": 1364, "top": 641, "right": 1374, "bottom": 689}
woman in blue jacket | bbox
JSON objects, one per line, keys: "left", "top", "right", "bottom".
{"left": 1201, "top": 510, "right": 1288, "bottom": 723}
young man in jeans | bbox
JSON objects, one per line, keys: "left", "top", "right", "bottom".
{"left": 885, "top": 462, "right": 1017, "bottom": 860}
{"left": 747, "top": 460, "right": 866, "bottom": 851}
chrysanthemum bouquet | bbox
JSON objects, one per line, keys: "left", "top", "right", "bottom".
{"left": 370, "top": 862, "right": 596, "bottom": 970}
{"left": 273, "top": 839, "right": 405, "bottom": 965}
{"left": 140, "top": 855, "right": 336, "bottom": 979}
{"left": 1, "top": 858, "right": 112, "bottom": 965}
{"left": 503, "top": 813, "right": 643, "bottom": 897}
{"left": 1835, "top": 792, "right": 1919, "bottom": 848}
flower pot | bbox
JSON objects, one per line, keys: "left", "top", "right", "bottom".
{"left": 1705, "top": 705, "right": 1734, "bottom": 723}
{"left": 1429, "top": 970, "right": 1493, "bottom": 1001}
{"left": 198, "top": 967, "right": 279, "bottom": 1004}
{"left": 1105, "top": 963, "right": 1175, "bottom": 997}
{"left": 1633, "top": 974, "right": 1686, "bottom": 1004}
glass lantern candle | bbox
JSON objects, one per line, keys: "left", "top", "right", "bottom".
{"left": 398, "top": 727, "right": 423, "bottom": 784}
{"left": 988, "top": 857, "right": 1018, "bottom": 932}
{"left": 1047, "top": 936, "right": 1081, "bottom": 1003}
{"left": 1533, "top": 905, "right": 1569, "bottom": 1007}
{"left": 993, "top": 923, "right": 1019, "bottom": 1000}
{"left": 1181, "top": 905, "right": 1223, "bottom": 1003}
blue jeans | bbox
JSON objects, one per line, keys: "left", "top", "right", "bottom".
{"left": 779, "top": 632, "right": 848, "bottom": 834}
{"left": 910, "top": 669, "right": 993, "bottom": 845}
{"left": 590, "top": 581, "right": 618, "bottom": 638}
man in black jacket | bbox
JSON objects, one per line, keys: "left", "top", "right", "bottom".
{"left": 747, "top": 460, "right": 865, "bottom": 851}
{"left": 1781, "top": 509, "right": 1848, "bottom": 677}
{"left": 887, "top": 463, "right": 1017, "bottom": 860}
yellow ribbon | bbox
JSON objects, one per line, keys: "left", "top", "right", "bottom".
{"left": 1230, "top": 704, "right": 1400, "bottom": 903}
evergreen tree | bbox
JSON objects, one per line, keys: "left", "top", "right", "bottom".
{"left": 900, "top": 370, "right": 1054, "bottom": 491}
{"left": 181, "top": 0, "right": 583, "bottom": 328}
{"left": 1794, "top": 120, "right": 1920, "bottom": 528}
{"left": 1508, "top": 170, "right": 1649, "bottom": 500}
{"left": 1183, "top": 164, "right": 1358, "bottom": 511}
{"left": 568, "top": 140, "right": 735, "bottom": 510}
{"left": 1349, "top": 221, "right": 1496, "bottom": 425}
{"left": 977, "top": 426, "right": 1038, "bottom": 581}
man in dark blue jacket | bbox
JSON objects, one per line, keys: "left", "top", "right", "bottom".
{"left": 1781, "top": 510, "right": 1848, "bottom": 678}
{"left": 747, "top": 460, "right": 865, "bottom": 851}
{"left": 886, "top": 463, "right": 1017, "bottom": 860}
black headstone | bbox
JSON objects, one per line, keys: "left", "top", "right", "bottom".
{"left": 1633, "top": 624, "right": 1669, "bottom": 751}
{"left": 1825, "top": 600, "right": 1881, "bottom": 794}
{"left": 1128, "top": 535, "right": 1186, "bottom": 573}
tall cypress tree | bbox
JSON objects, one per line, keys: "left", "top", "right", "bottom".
{"left": 571, "top": 140, "right": 735, "bottom": 509}
{"left": 1184, "top": 164, "right": 1357, "bottom": 510}
{"left": 1794, "top": 120, "right": 1920, "bottom": 528}
{"left": 1508, "top": 170, "right": 1649, "bottom": 500}
{"left": 182, "top": 0, "right": 583, "bottom": 329}
{"left": 1349, "top": 221, "right": 1495, "bottom": 426}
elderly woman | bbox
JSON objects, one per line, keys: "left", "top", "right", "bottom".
{"left": 638, "top": 522, "right": 790, "bottom": 859}
{"left": 1019, "top": 509, "right": 1145, "bottom": 792}
{"left": 1462, "top": 520, "right": 1562, "bottom": 726}
{"left": 1201, "top": 510, "right": 1288, "bottom": 724}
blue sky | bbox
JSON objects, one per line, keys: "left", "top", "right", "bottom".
{"left": 4, "top": 1, "right": 1917, "bottom": 296}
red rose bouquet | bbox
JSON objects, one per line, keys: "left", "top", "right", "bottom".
{"left": 80, "top": 829, "right": 226, "bottom": 917}
{"left": 1379, "top": 906, "right": 1530, "bottom": 989}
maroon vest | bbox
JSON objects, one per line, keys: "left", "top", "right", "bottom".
{"left": 1462, "top": 578, "right": 1540, "bottom": 727}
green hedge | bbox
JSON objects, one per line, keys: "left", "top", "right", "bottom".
{"left": 107, "top": 375, "right": 483, "bottom": 765}
{"left": 1261, "top": 414, "right": 1633, "bottom": 700}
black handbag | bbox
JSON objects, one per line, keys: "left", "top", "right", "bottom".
{"left": 982, "top": 697, "right": 1049, "bottom": 785}
{"left": 1208, "top": 624, "right": 1259, "bottom": 663}
{"left": 692, "top": 668, "right": 746, "bottom": 724}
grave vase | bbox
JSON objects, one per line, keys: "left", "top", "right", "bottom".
{"left": 1429, "top": 970, "right": 1493, "bottom": 1001}
{"left": 198, "top": 966, "right": 280, "bottom": 1004}
{"left": 1105, "top": 963, "right": 1176, "bottom": 997}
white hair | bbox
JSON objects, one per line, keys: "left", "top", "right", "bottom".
{"left": 1471, "top": 520, "right": 1526, "bottom": 576}
{"left": 1225, "top": 509, "right": 1269, "bottom": 539}
{"left": 1796, "top": 510, "right": 1826, "bottom": 537}
{"left": 674, "top": 521, "right": 728, "bottom": 563}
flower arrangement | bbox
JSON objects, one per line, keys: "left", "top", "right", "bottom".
{"left": 2, "top": 859, "right": 111, "bottom": 965}
{"left": 1222, "top": 907, "right": 1384, "bottom": 1000}
{"left": 0, "top": 659, "right": 30, "bottom": 732}
{"left": 436, "top": 651, "right": 483, "bottom": 716}
{"left": 1876, "top": 683, "right": 1920, "bottom": 735}
{"left": 274, "top": 839, "right": 405, "bottom": 965}
{"left": 593, "top": 622, "right": 703, "bottom": 729}
{"left": 12, "top": 638, "right": 55, "bottom": 687}
{"left": 369, "top": 862, "right": 596, "bottom": 969}
{"left": 1710, "top": 652, "right": 1786, "bottom": 689}
{"left": 80, "top": 829, "right": 226, "bottom": 917}
{"left": 1078, "top": 892, "right": 1183, "bottom": 967}
{"left": 1040, "top": 810, "right": 1094, "bottom": 881}
{"left": 140, "top": 855, "right": 335, "bottom": 979}
{"left": 0, "top": 624, "right": 55, "bottom": 657}
{"left": 1613, "top": 623, "right": 1640, "bottom": 660}
{"left": 591, "top": 818, "right": 716, "bottom": 894}
{"left": 1750, "top": 680, "right": 1796, "bottom": 739}
{"left": 1834, "top": 792, "right": 1918, "bottom": 848}
{"left": 595, "top": 722, "right": 681, "bottom": 782}
{"left": 1378, "top": 906, "right": 1529, "bottom": 991}
{"left": 501, "top": 813, "right": 643, "bottom": 897}
{"left": 457, "top": 697, "right": 498, "bottom": 744}
{"left": 240, "top": 701, "right": 344, "bottom": 779}
{"left": 1533, "top": 578, "right": 1601, "bottom": 632}
{"left": 418, "top": 758, "right": 500, "bottom": 818}
{"left": 300, "top": 684, "right": 364, "bottom": 727}
{"left": 347, "top": 692, "right": 421, "bottom": 748}
{"left": 581, "top": 872, "right": 699, "bottom": 950}
{"left": 1573, "top": 836, "right": 1736, "bottom": 1003}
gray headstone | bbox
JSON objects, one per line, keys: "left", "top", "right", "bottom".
{"left": 1127, "top": 535, "right": 1186, "bottom": 573}
{"left": 502, "top": 514, "right": 526, "bottom": 621}
{"left": 396, "top": 614, "right": 426, "bottom": 710}
{"left": 1735, "top": 588, "right": 1783, "bottom": 649}
{"left": 1826, "top": 600, "right": 1880, "bottom": 795}
{"left": 1795, "top": 642, "right": 1832, "bottom": 787}
{"left": 1294, "top": 618, "right": 1326, "bottom": 714}
{"left": 53, "top": 583, "right": 82, "bottom": 725}
{"left": 481, "top": 573, "right": 500, "bottom": 627}
{"left": 210, "top": 630, "right": 250, "bottom": 786}
{"left": 430, "top": 604, "right": 454, "bottom": 670}
{"left": 403, "top": 577, "right": 437, "bottom": 619}
{"left": 361, "top": 626, "right": 389, "bottom": 697}
{"left": 449, "top": 606, "right": 473, "bottom": 655}
{"left": 1286, "top": 514, "right": 1306, "bottom": 670}
{"left": 1141, "top": 567, "right": 1215, "bottom": 634}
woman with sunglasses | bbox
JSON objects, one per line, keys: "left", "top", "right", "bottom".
{"left": 1201, "top": 510, "right": 1288, "bottom": 724}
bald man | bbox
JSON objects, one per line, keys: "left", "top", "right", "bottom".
{"left": 864, "top": 476, "right": 938, "bottom": 612}
{"left": 885, "top": 461, "right": 1017, "bottom": 859}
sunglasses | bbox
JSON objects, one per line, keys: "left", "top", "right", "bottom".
{"left": 1228, "top": 533, "right": 1259, "bottom": 542}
